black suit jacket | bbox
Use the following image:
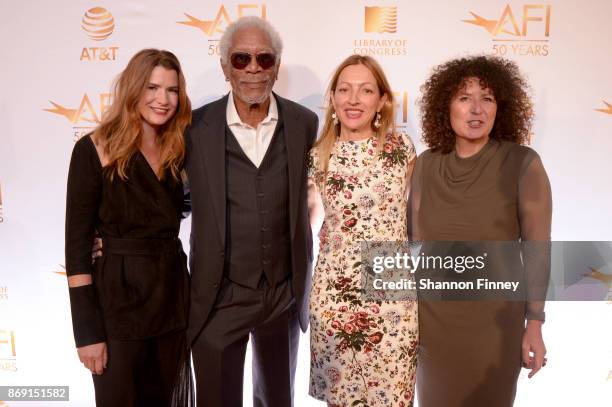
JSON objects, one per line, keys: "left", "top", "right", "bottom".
{"left": 184, "top": 93, "right": 318, "bottom": 342}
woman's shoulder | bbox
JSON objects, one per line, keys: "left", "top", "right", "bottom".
{"left": 499, "top": 140, "right": 541, "bottom": 162}
{"left": 308, "top": 142, "right": 323, "bottom": 163}
{"left": 307, "top": 144, "right": 321, "bottom": 172}
{"left": 71, "top": 134, "right": 97, "bottom": 159}
{"left": 416, "top": 147, "right": 437, "bottom": 161}
{"left": 73, "top": 133, "right": 95, "bottom": 151}
{"left": 390, "top": 132, "right": 416, "bottom": 156}
{"left": 71, "top": 134, "right": 104, "bottom": 170}
{"left": 389, "top": 131, "right": 413, "bottom": 146}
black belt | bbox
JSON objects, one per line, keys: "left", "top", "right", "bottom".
{"left": 103, "top": 236, "right": 182, "bottom": 256}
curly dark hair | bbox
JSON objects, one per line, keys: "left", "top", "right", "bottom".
{"left": 419, "top": 55, "right": 533, "bottom": 153}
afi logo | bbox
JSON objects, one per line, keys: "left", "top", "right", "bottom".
{"left": 179, "top": 4, "right": 267, "bottom": 36}
{"left": 0, "top": 330, "right": 16, "bottom": 358}
{"left": 463, "top": 4, "right": 551, "bottom": 38}
{"left": 53, "top": 265, "right": 67, "bottom": 276}
{"left": 393, "top": 91, "right": 409, "bottom": 125}
{"left": 45, "top": 94, "right": 112, "bottom": 125}
{"left": 595, "top": 101, "right": 612, "bottom": 115}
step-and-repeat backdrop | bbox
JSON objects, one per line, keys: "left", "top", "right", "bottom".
{"left": 1, "top": 1, "right": 611, "bottom": 405}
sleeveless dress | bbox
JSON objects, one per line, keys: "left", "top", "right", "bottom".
{"left": 308, "top": 133, "right": 418, "bottom": 407}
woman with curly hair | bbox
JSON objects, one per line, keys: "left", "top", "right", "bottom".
{"left": 411, "top": 55, "right": 552, "bottom": 406}
{"left": 308, "top": 55, "right": 418, "bottom": 406}
{"left": 65, "top": 49, "right": 193, "bottom": 406}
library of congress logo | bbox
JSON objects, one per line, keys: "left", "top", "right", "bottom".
{"left": 353, "top": 5, "right": 407, "bottom": 57}
{"left": 44, "top": 93, "right": 112, "bottom": 141}
{"left": 178, "top": 3, "right": 267, "bottom": 56}
{"left": 463, "top": 4, "right": 552, "bottom": 57}
{"left": 80, "top": 7, "right": 118, "bottom": 61}
{"left": 364, "top": 6, "right": 397, "bottom": 34}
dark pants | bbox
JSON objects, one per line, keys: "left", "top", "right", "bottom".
{"left": 191, "top": 277, "right": 300, "bottom": 407}
{"left": 92, "top": 329, "right": 186, "bottom": 407}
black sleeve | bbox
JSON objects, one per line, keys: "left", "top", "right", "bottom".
{"left": 65, "top": 136, "right": 102, "bottom": 276}
{"left": 65, "top": 137, "right": 106, "bottom": 347}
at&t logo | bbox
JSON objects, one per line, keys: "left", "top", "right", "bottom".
{"left": 44, "top": 93, "right": 112, "bottom": 140}
{"left": 80, "top": 7, "right": 119, "bottom": 62}
{"left": 463, "top": 4, "right": 551, "bottom": 57}
{"left": 178, "top": 4, "right": 267, "bottom": 56}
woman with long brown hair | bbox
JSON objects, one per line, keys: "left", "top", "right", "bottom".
{"left": 65, "top": 49, "right": 192, "bottom": 406}
{"left": 308, "top": 55, "right": 418, "bottom": 406}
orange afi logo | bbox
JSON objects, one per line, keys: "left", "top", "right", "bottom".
{"left": 595, "top": 101, "right": 612, "bottom": 115}
{"left": 0, "top": 330, "right": 16, "bottom": 360}
{"left": 393, "top": 91, "right": 409, "bottom": 125}
{"left": 463, "top": 4, "right": 551, "bottom": 39}
{"left": 44, "top": 94, "right": 112, "bottom": 125}
{"left": 53, "top": 265, "right": 67, "bottom": 276}
{"left": 178, "top": 4, "right": 267, "bottom": 37}
{"left": 0, "top": 329, "right": 17, "bottom": 372}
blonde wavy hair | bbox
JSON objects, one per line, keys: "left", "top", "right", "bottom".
{"left": 93, "top": 48, "right": 191, "bottom": 181}
{"left": 314, "top": 55, "right": 396, "bottom": 175}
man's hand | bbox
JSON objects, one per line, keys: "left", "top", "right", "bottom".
{"left": 77, "top": 342, "right": 107, "bottom": 375}
{"left": 92, "top": 237, "right": 103, "bottom": 262}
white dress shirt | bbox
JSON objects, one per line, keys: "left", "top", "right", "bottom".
{"left": 226, "top": 92, "right": 279, "bottom": 168}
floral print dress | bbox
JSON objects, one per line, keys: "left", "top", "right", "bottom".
{"left": 308, "top": 133, "right": 418, "bottom": 407}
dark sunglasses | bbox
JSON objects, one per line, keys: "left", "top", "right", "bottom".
{"left": 230, "top": 52, "right": 277, "bottom": 70}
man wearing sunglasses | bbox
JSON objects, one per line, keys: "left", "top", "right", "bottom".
{"left": 184, "top": 16, "right": 318, "bottom": 407}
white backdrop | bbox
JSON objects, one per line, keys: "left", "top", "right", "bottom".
{"left": 0, "top": 0, "right": 611, "bottom": 405}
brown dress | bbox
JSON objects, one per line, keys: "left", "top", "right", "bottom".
{"left": 410, "top": 140, "right": 552, "bottom": 407}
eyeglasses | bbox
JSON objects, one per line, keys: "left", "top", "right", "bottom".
{"left": 230, "top": 52, "right": 277, "bottom": 70}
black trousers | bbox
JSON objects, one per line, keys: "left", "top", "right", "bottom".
{"left": 92, "top": 329, "right": 186, "bottom": 407}
{"left": 191, "top": 277, "right": 300, "bottom": 407}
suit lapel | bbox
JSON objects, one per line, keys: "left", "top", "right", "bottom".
{"left": 133, "top": 151, "right": 177, "bottom": 215}
{"left": 193, "top": 95, "right": 228, "bottom": 244}
{"left": 278, "top": 94, "right": 305, "bottom": 240}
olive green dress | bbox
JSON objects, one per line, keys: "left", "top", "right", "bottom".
{"left": 410, "top": 140, "right": 552, "bottom": 407}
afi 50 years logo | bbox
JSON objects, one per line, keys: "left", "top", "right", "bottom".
{"left": 463, "top": 4, "right": 551, "bottom": 57}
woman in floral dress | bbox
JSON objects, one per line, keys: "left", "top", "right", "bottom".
{"left": 308, "top": 55, "right": 418, "bottom": 407}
